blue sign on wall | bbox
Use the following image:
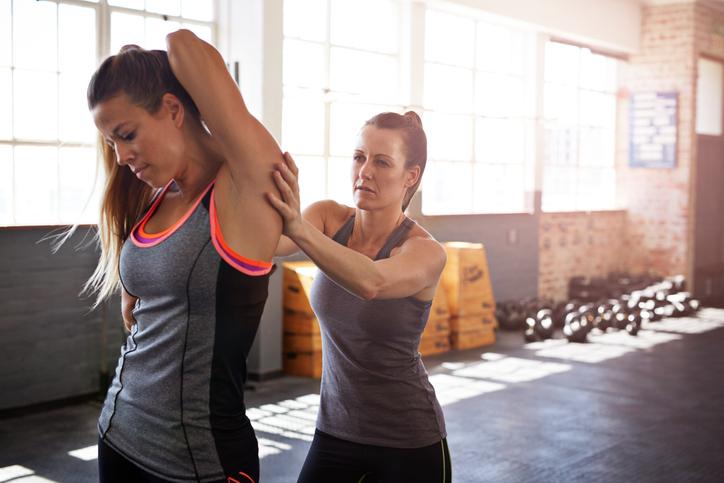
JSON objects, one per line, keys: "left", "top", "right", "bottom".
{"left": 629, "top": 92, "right": 678, "bottom": 168}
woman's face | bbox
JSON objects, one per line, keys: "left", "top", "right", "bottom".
{"left": 351, "top": 125, "right": 419, "bottom": 211}
{"left": 92, "top": 93, "right": 185, "bottom": 188}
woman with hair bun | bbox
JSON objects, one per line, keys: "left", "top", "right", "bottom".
{"left": 271, "top": 111, "right": 452, "bottom": 483}
{"left": 87, "top": 30, "right": 282, "bottom": 482}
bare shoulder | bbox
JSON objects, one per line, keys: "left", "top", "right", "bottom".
{"left": 304, "top": 200, "right": 355, "bottom": 237}
{"left": 394, "top": 221, "right": 446, "bottom": 265}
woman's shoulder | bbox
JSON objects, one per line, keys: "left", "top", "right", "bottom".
{"left": 404, "top": 218, "right": 439, "bottom": 245}
{"left": 394, "top": 218, "right": 446, "bottom": 261}
{"left": 305, "top": 200, "right": 355, "bottom": 237}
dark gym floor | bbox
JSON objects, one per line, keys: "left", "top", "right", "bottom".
{"left": 2, "top": 309, "right": 724, "bottom": 483}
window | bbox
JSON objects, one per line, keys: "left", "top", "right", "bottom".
{"left": 696, "top": 57, "right": 723, "bottom": 136}
{"left": 281, "top": 0, "right": 402, "bottom": 209}
{"left": 421, "top": 9, "right": 536, "bottom": 215}
{"left": 542, "top": 41, "right": 619, "bottom": 212}
{"left": 0, "top": 0, "right": 214, "bottom": 227}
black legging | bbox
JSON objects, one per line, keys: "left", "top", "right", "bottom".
{"left": 98, "top": 436, "right": 258, "bottom": 483}
{"left": 298, "top": 430, "right": 452, "bottom": 483}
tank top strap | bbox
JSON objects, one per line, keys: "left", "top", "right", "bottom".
{"left": 331, "top": 215, "right": 356, "bottom": 245}
{"left": 375, "top": 217, "right": 414, "bottom": 260}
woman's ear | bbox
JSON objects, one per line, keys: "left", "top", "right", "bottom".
{"left": 162, "top": 93, "right": 185, "bottom": 128}
{"left": 405, "top": 165, "right": 421, "bottom": 188}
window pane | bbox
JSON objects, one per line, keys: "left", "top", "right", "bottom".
{"left": 476, "top": 119, "right": 526, "bottom": 165}
{"left": 580, "top": 90, "right": 615, "bottom": 128}
{"left": 295, "top": 156, "right": 326, "bottom": 209}
{"left": 181, "top": 23, "right": 212, "bottom": 43}
{"left": 13, "top": 0, "right": 57, "bottom": 71}
{"left": 544, "top": 126, "right": 578, "bottom": 166}
{"left": 0, "top": 145, "right": 12, "bottom": 225}
{"left": 425, "top": 10, "right": 474, "bottom": 68}
{"left": 544, "top": 83, "right": 578, "bottom": 124}
{"left": 145, "top": 17, "right": 180, "bottom": 50}
{"left": 330, "top": 0, "right": 398, "bottom": 54}
{"left": 282, "top": 95, "right": 325, "bottom": 155}
{"left": 578, "top": 167, "right": 615, "bottom": 211}
{"left": 542, "top": 165, "right": 576, "bottom": 212}
{"left": 545, "top": 42, "right": 579, "bottom": 86}
{"left": 579, "top": 127, "right": 614, "bottom": 167}
{"left": 0, "top": 68, "right": 10, "bottom": 140}
{"left": 59, "top": 72, "right": 96, "bottom": 143}
{"left": 475, "top": 73, "right": 526, "bottom": 118}
{"left": 109, "top": 0, "right": 144, "bottom": 9}
{"left": 111, "top": 12, "right": 145, "bottom": 54}
{"left": 424, "top": 64, "right": 473, "bottom": 113}
{"left": 422, "top": 161, "right": 472, "bottom": 215}
{"left": 182, "top": 0, "right": 213, "bottom": 21}
{"left": 424, "top": 112, "right": 472, "bottom": 162}
{"left": 14, "top": 146, "right": 58, "bottom": 225}
{"left": 146, "top": 0, "right": 181, "bottom": 16}
{"left": 0, "top": 0, "right": 10, "bottom": 67}
{"left": 581, "top": 50, "right": 616, "bottom": 92}
{"left": 330, "top": 48, "right": 398, "bottom": 103}
{"left": 284, "top": 39, "right": 326, "bottom": 89}
{"left": 477, "top": 23, "right": 511, "bottom": 73}
{"left": 329, "top": 103, "right": 387, "bottom": 156}
{"left": 473, "top": 164, "right": 525, "bottom": 213}
{"left": 327, "top": 156, "right": 354, "bottom": 206}
{"left": 697, "top": 58, "right": 724, "bottom": 136}
{"left": 284, "top": 0, "right": 326, "bottom": 42}
{"left": 14, "top": 70, "right": 57, "bottom": 141}
{"left": 59, "top": 146, "right": 99, "bottom": 223}
{"left": 59, "top": 4, "right": 96, "bottom": 74}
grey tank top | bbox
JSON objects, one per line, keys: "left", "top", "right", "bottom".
{"left": 310, "top": 215, "right": 447, "bottom": 448}
{"left": 98, "top": 181, "right": 273, "bottom": 482}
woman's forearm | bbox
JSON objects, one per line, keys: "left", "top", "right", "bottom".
{"left": 293, "top": 221, "right": 384, "bottom": 300}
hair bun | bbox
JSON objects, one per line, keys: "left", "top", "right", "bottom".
{"left": 403, "top": 111, "right": 422, "bottom": 128}
{"left": 118, "top": 44, "right": 143, "bottom": 54}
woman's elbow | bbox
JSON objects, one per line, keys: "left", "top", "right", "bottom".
{"left": 356, "top": 279, "right": 384, "bottom": 301}
{"left": 166, "top": 29, "right": 200, "bottom": 58}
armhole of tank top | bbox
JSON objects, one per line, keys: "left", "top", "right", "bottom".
{"left": 128, "top": 181, "right": 173, "bottom": 248}
{"left": 208, "top": 186, "right": 274, "bottom": 276}
{"left": 331, "top": 214, "right": 355, "bottom": 245}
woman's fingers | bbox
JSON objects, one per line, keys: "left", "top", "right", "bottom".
{"left": 273, "top": 169, "right": 295, "bottom": 202}
{"left": 283, "top": 151, "right": 299, "bottom": 177}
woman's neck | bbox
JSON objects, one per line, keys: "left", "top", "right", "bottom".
{"left": 351, "top": 205, "right": 406, "bottom": 248}
{"left": 172, "top": 127, "right": 223, "bottom": 201}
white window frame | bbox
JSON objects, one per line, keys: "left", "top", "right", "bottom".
{"left": 280, "top": 0, "right": 406, "bottom": 209}
{"left": 541, "top": 39, "right": 620, "bottom": 213}
{"left": 420, "top": 6, "right": 538, "bottom": 216}
{"left": 0, "top": 0, "right": 216, "bottom": 227}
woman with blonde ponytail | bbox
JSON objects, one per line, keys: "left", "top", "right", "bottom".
{"left": 270, "top": 112, "right": 452, "bottom": 482}
{"left": 88, "top": 32, "right": 282, "bottom": 483}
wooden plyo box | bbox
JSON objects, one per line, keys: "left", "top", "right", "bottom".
{"left": 423, "top": 317, "right": 451, "bottom": 337}
{"left": 283, "top": 351, "right": 323, "bottom": 378}
{"left": 441, "top": 242, "right": 496, "bottom": 317}
{"left": 282, "top": 261, "right": 319, "bottom": 314}
{"left": 419, "top": 333, "right": 451, "bottom": 356}
{"left": 283, "top": 332, "right": 323, "bottom": 353}
{"left": 449, "top": 310, "right": 498, "bottom": 333}
{"left": 428, "top": 285, "right": 450, "bottom": 322}
{"left": 450, "top": 327, "right": 496, "bottom": 351}
{"left": 283, "top": 308, "right": 321, "bottom": 335}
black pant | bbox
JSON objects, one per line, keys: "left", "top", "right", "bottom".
{"left": 98, "top": 435, "right": 259, "bottom": 483}
{"left": 298, "top": 430, "right": 452, "bottom": 483}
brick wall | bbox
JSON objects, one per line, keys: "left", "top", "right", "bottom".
{"left": 618, "top": 3, "right": 697, "bottom": 280}
{"left": 696, "top": 3, "right": 724, "bottom": 59}
{"left": 539, "top": 211, "right": 627, "bottom": 301}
